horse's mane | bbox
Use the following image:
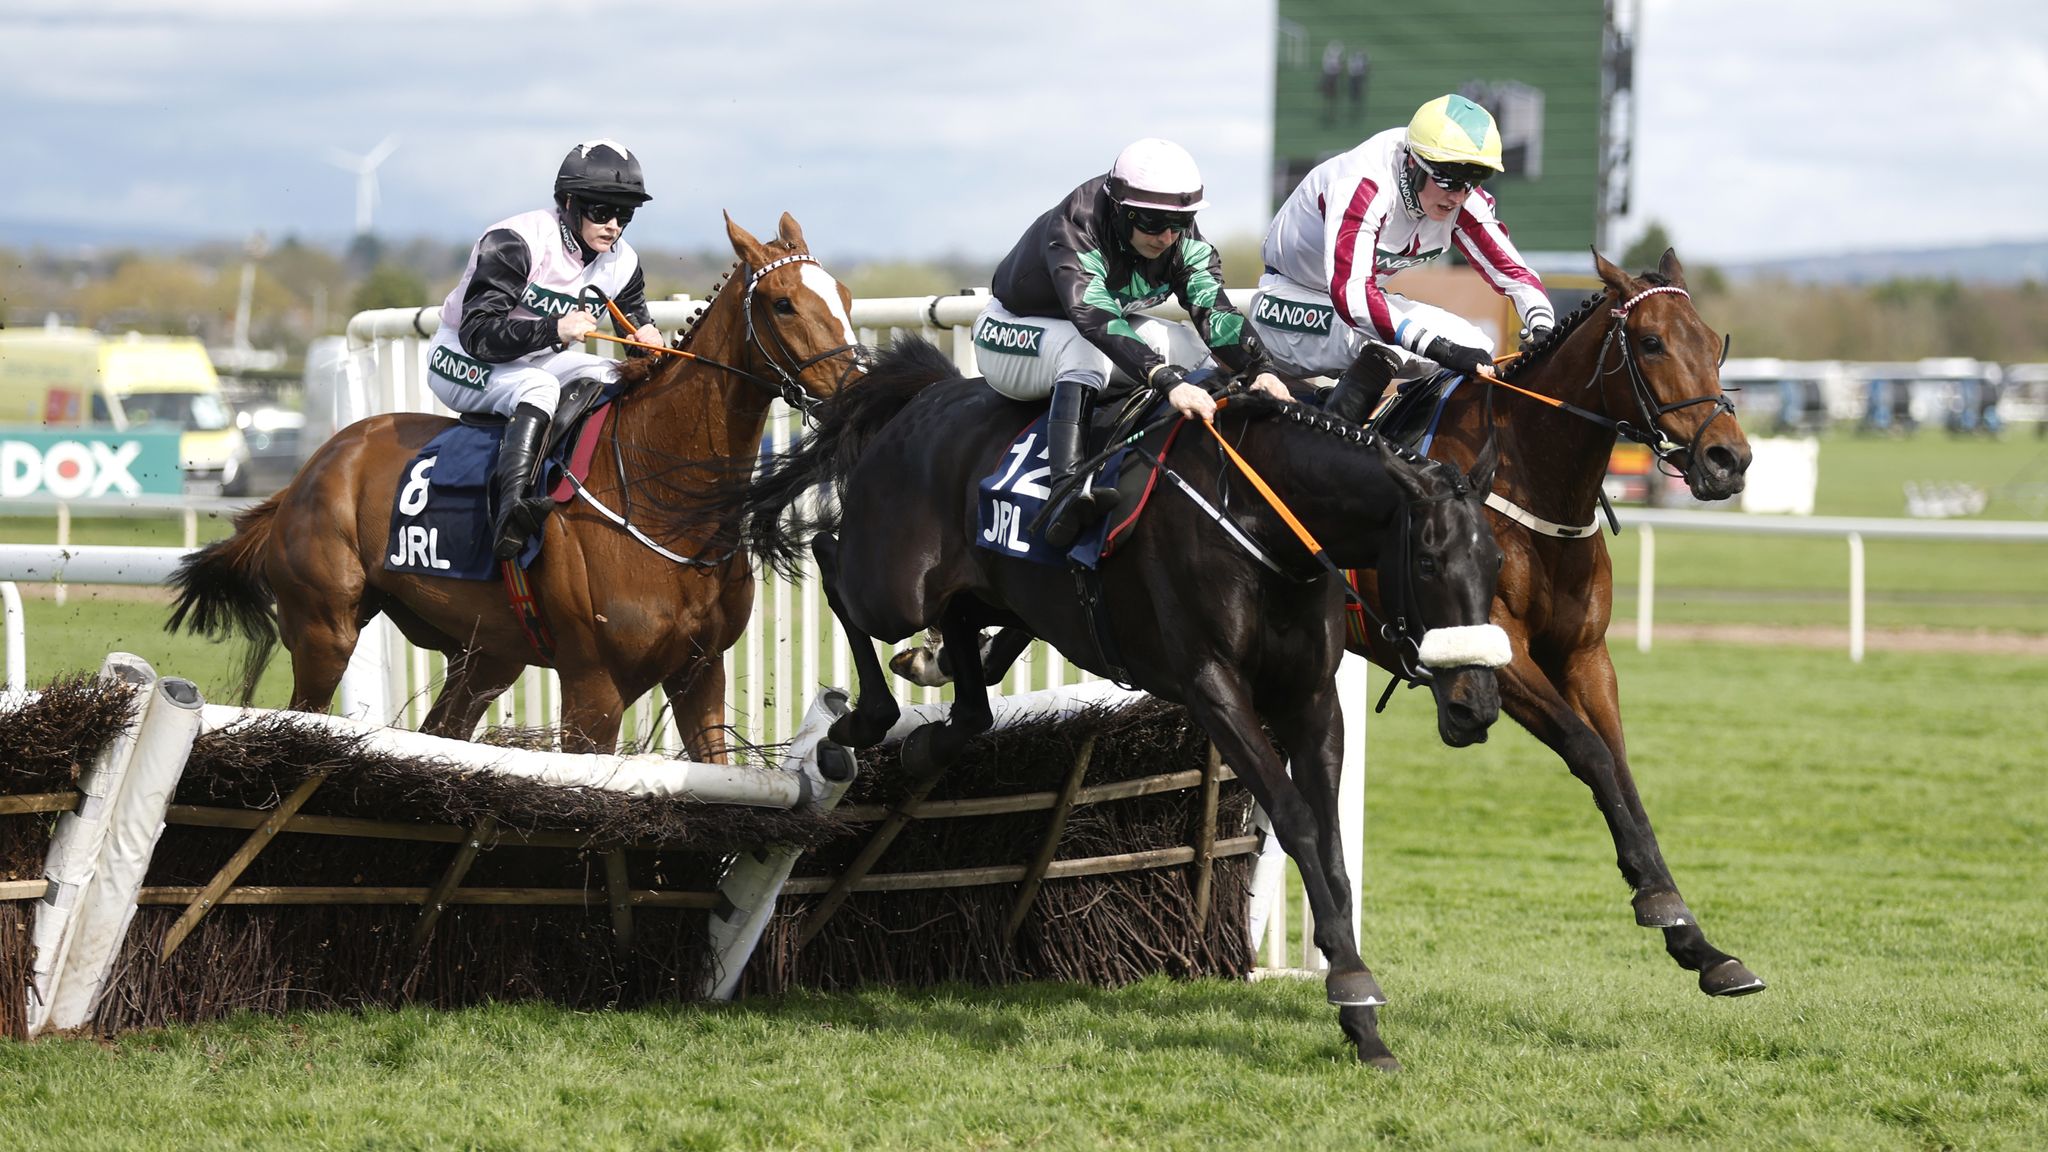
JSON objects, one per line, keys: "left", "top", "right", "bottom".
{"left": 1499, "top": 269, "right": 1674, "bottom": 382}
{"left": 1228, "top": 392, "right": 1427, "bottom": 467}
{"left": 738, "top": 335, "right": 960, "bottom": 580}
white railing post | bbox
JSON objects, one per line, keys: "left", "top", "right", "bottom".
{"left": 1637, "top": 523, "right": 1656, "bottom": 653}
{"left": 1849, "top": 531, "right": 1866, "bottom": 663}
{"left": 1, "top": 582, "right": 24, "bottom": 693}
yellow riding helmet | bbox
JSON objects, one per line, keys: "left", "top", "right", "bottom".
{"left": 1406, "top": 95, "right": 1506, "bottom": 172}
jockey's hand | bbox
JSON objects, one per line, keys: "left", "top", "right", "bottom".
{"left": 1250, "top": 372, "right": 1292, "bottom": 402}
{"left": 1168, "top": 382, "right": 1217, "bottom": 422}
{"left": 632, "top": 323, "right": 664, "bottom": 349}
{"left": 1423, "top": 336, "right": 1497, "bottom": 380}
{"left": 557, "top": 309, "right": 599, "bottom": 346}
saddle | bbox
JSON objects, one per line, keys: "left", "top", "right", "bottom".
{"left": 1357, "top": 369, "right": 1465, "bottom": 455}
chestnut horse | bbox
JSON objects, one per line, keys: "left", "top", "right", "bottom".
{"left": 167, "top": 214, "right": 863, "bottom": 756}
{"left": 896, "top": 249, "right": 1769, "bottom": 999}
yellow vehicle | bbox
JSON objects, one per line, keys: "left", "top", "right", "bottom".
{"left": 0, "top": 326, "right": 251, "bottom": 495}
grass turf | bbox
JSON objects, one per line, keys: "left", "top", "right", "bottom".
{"left": 3, "top": 641, "right": 2043, "bottom": 1149}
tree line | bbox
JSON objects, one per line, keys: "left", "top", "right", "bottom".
{"left": 5, "top": 230, "right": 2046, "bottom": 368}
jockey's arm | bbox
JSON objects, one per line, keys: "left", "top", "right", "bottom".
{"left": 1047, "top": 239, "right": 1165, "bottom": 387}
{"left": 458, "top": 230, "right": 563, "bottom": 361}
{"left": 611, "top": 264, "right": 662, "bottom": 354}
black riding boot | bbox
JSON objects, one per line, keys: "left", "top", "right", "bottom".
{"left": 1325, "top": 345, "right": 1402, "bottom": 425}
{"left": 491, "top": 403, "right": 555, "bottom": 561}
{"left": 1043, "top": 376, "right": 1117, "bottom": 550}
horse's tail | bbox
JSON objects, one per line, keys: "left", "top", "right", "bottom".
{"left": 165, "top": 494, "right": 283, "bottom": 704}
{"left": 742, "top": 335, "right": 960, "bottom": 580}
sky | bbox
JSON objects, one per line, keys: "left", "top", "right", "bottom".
{"left": 3, "top": 0, "right": 2046, "bottom": 266}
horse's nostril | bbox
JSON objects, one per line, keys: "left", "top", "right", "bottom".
{"left": 1704, "top": 444, "right": 1743, "bottom": 478}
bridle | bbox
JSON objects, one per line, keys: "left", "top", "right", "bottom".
{"left": 1588, "top": 284, "right": 1736, "bottom": 477}
{"left": 572, "top": 250, "right": 868, "bottom": 568}
{"left": 1194, "top": 403, "right": 1475, "bottom": 687}
{"left": 1488, "top": 283, "right": 1734, "bottom": 480}
{"left": 732, "top": 252, "right": 868, "bottom": 416}
{"left": 657, "top": 251, "right": 869, "bottom": 416}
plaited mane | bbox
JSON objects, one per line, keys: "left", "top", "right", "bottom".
{"left": 1499, "top": 270, "right": 1674, "bottom": 382}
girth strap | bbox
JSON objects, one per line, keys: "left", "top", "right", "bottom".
{"left": 1484, "top": 491, "right": 1600, "bottom": 539}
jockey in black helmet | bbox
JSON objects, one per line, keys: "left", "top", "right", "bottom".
{"left": 976, "top": 138, "right": 1289, "bottom": 547}
{"left": 425, "top": 139, "right": 665, "bottom": 560}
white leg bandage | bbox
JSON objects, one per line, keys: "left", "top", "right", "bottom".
{"left": 1418, "top": 624, "right": 1513, "bottom": 670}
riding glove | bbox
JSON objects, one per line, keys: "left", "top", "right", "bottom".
{"left": 1424, "top": 336, "right": 1492, "bottom": 378}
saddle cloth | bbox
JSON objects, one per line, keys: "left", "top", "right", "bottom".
{"left": 382, "top": 398, "right": 615, "bottom": 580}
{"left": 975, "top": 395, "right": 1182, "bottom": 569}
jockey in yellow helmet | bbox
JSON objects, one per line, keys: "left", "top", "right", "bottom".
{"left": 1251, "top": 95, "right": 1554, "bottom": 423}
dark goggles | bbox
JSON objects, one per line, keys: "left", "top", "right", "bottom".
{"left": 1412, "top": 155, "right": 1493, "bottom": 193}
{"left": 1124, "top": 206, "right": 1195, "bottom": 236}
{"left": 576, "top": 198, "right": 635, "bottom": 225}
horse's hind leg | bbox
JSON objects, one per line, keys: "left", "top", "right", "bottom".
{"left": 273, "top": 587, "right": 371, "bottom": 714}
{"left": 813, "top": 532, "right": 900, "bottom": 748}
{"left": 1505, "top": 645, "right": 1764, "bottom": 997}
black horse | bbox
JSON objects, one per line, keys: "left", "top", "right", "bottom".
{"left": 732, "top": 338, "right": 1509, "bottom": 1067}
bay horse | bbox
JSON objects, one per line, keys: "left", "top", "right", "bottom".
{"left": 902, "top": 248, "right": 1769, "bottom": 1001}
{"left": 728, "top": 336, "right": 1511, "bottom": 1066}
{"left": 167, "top": 214, "right": 863, "bottom": 757}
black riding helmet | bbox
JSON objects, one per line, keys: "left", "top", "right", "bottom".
{"left": 554, "top": 139, "right": 652, "bottom": 206}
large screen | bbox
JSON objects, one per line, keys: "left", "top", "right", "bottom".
{"left": 1273, "top": 0, "right": 1608, "bottom": 255}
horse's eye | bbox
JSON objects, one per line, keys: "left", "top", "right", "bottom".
{"left": 773, "top": 298, "right": 796, "bottom": 315}
{"left": 1417, "top": 555, "right": 1439, "bottom": 578}
{"left": 1640, "top": 334, "right": 1665, "bottom": 355}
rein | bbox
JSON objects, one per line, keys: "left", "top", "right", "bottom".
{"left": 1193, "top": 400, "right": 1437, "bottom": 682}
{"left": 1495, "top": 284, "right": 1734, "bottom": 473}
{"left": 564, "top": 253, "right": 866, "bottom": 568}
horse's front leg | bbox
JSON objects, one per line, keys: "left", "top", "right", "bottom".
{"left": 1503, "top": 643, "right": 1764, "bottom": 996}
{"left": 556, "top": 669, "right": 627, "bottom": 754}
{"left": 1181, "top": 664, "right": 1384, "bottom": 1012}
{"left": 1261, "top": 670, "right": 1399, "bottom": 1069}
{"left": 812, "top": 532, "right": 900, "bottom": 748}
{"left": 664, "top": 657, "right": 730, "bottom": 763}
{"left": 422, "top": 648, "right": 525, "bottom": 741}
{"left": 897, "top": 600, "right": 996, "bottom": 778}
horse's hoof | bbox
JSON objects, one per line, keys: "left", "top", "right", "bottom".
{"left": 1633, "top": 889, "right": 1694, "bottom": 928}
{"left": 1360, "top": 1052, "right": 1403, "bottom": 1071}
{"left": 1700, "top": 958, "right": 1767, "bottom": 997}
{"left": 828, "top": 710, "right": 892, "bottom": 749}
{"left": 898, "top": 723, "right": 952, "bottom": 781}
{"left": 1326, "top": 969, "right": 1386, "bottom": 1007}
{"left": 887, "top": 646, "right": 951, "bottom": 688}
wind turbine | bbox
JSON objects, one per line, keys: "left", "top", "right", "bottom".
{"left": 326, "top": 135, "right": 400, "bottom": 236}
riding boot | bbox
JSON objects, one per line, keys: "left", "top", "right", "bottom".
{"left": 491, "top": 403, "right": 555, "bottom": 561}
{"left": 1043, "top": 375, "right": 1117, "bottom": 550}
{"left": 1325, "top": 344, "right": 1402, "bottom": 425}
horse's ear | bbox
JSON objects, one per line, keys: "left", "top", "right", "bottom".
{"left": 1657, "top": 247, "right": 1688, "bottom": 288}
{"left": 1375, "top": 437, "right": 1429, "bottom": 503}
{"left": 777, "top": 212, "right": 807, "bottom": 251}
{"left": 725, "top": 212, "right": 765, "bottom": 260}
{"left": 1592, "top": 248, "right": 1633, "bottom": 297}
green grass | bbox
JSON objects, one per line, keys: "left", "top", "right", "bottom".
{"left": 5, "top": 642, "right": 2045, "bottom": 1149}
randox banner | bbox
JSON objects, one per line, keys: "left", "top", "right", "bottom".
{"left": 0, "top": 427, "right": 185, "bottom": 498}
